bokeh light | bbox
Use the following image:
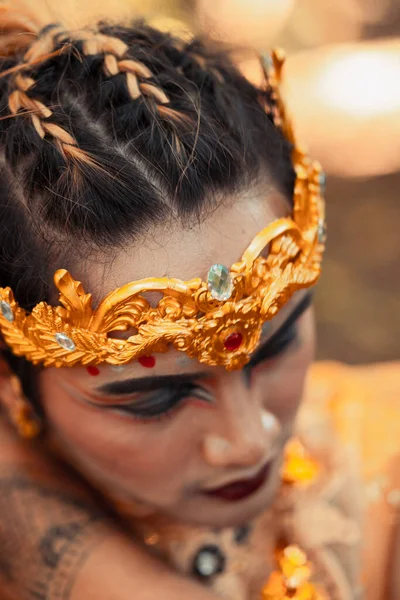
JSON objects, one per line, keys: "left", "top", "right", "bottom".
{"left": 196, "top": 0, "right": 295, "bottom": 49}
{"left": 284, "top": 40, "right": 400, "bottom": 177}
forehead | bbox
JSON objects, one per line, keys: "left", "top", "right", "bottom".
{"left": 55, "top": 187, "right": 296, "bottom": 383}
{"left": 79, "top": 186, "right": 289, "bottom": 298}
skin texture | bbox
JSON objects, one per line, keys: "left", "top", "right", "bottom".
{"left": 0, "top": 188, "right": 399, "bottom": 599}
{"left": 0, "top": 421, "right": 105, "bottom": 600}
{"left": 0, "top": 186, "right": 316, "bottom": 598}
{"left": 38, "top": 187, "right": 316, "bottom": 529}
{"left": 0, "top": 417, "right": 222, "bottom": 600}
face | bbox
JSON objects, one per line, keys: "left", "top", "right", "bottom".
{"left": 39, "top": 187, "right": 316, "bottom": 529}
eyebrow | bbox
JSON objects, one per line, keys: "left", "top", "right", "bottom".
{"left": 95, "top": 291, "right": 313, "bottom": 397}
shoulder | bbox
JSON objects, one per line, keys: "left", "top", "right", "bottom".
{"left": 300, "top": 362, "right": 400, "bottom": 600}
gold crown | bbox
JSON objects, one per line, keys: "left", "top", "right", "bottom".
{"left": 0, "top": 50, "right": 326, "bottom": 370}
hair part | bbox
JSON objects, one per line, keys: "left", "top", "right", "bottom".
{"left": 0, "top": 10, "right": 295, "bottom": 406}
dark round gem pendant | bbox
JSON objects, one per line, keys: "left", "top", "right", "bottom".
{"left": 192, "top": 544, "right": 226, "bottom": 580}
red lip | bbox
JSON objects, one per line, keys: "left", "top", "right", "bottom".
{"left": 202, "top": 461, "right": 273, "bottom": 502}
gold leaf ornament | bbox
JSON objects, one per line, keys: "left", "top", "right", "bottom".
{"left": 0, "top": 50, "right": 326, "bottom": 370}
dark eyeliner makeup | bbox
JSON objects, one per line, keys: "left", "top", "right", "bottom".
{"left": 248, "top": 292, "right": 313, "bottom": 369}
{"left": 110, "top": 385, "right": 190, "bottom": 420}
{"left": 85, "top": 292, "right": 313, "bottom": 422}
{"left": 98, "top": 383, "right": 214, "bottom": 421}
{"left": 249, "top": 323, "right": 298, "bottom": 367}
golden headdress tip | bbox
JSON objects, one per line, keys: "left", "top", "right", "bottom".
{"left": 0, "top": 50, "right": 326, "bottom": 370}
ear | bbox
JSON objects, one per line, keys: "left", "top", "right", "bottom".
{"left": 0, "top": 349, "right": 15, "bottom": 412}
{"left": 0, "top": 351, "right": 41, "bottom": 438}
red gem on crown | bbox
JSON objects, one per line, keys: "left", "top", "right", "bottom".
{"left": 138, "top": 356, "right": 156, "bottom": 369}
{"left": 224, "top": 332, "right": 243, "bottom": 352}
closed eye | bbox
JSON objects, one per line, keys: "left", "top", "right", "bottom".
{"left": 81, "top": 294, "right": 313, "bottom": 422}
{"left": 98, "top": 383, "right": 214, "bottom": 422}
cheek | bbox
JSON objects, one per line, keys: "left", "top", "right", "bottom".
{"left": 38, "top": 375, "right": 198, "bottom": 500}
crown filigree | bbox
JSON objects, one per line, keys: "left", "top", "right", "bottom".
{"left": 0, "top": 50, "right": 326, "bottom": 370}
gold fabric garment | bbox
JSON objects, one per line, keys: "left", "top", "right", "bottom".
{"left": 303, "top": 362, "right": 400, "bottom": 600}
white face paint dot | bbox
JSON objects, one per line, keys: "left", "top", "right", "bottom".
{"left": 261, "top": 410, "right": 278, "bottom": 432}
{"left": 209, "top": 437, "right": 232, "bottom": 454}
{"left": 110, "top": 364, "right": 125, "bottom": 373}
{"left": 177, "top": 354, "right": 193, "bottom": 367}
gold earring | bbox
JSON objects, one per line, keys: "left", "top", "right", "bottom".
{"left": 8, "top": 374, "right": 41, "bottom": 439}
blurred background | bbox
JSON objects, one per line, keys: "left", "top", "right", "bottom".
{"left": 16, "top": 0, "right": 400, "bottom": 363}
{"left": 147, "top": 0, "right": 400, "bottom": 364}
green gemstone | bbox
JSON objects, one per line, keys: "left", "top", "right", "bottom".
{"left": 55, "top": 332, "right": 76, "bottom": 352}
{"left": 319, "top": 171, "right": 326, "bottom": 195}
{"left": 317, "top": 219, "right": 327, "bottom": 244}
{"left": 207, "top": 264, "right": 233, "bottom": 301}
{"left": 0, "top": 300, "right": 14, "bottom": 322}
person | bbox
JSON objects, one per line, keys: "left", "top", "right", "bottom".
{"left": 0, "top": 4, "right": 399, "bottom": 600}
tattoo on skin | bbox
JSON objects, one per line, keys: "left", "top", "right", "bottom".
{"left": 0, "top": 468, "right": 105, "bottom": 600}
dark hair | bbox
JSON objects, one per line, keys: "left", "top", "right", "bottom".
{"left": 0, "top": 18, "right": 295, "bottom": 407}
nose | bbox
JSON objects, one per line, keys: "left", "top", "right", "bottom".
{"left": 202, "top": 385, "right": 281, "bottom": 469}
{"left": 203, "top": 432, "right": 267, "bottom": 468}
